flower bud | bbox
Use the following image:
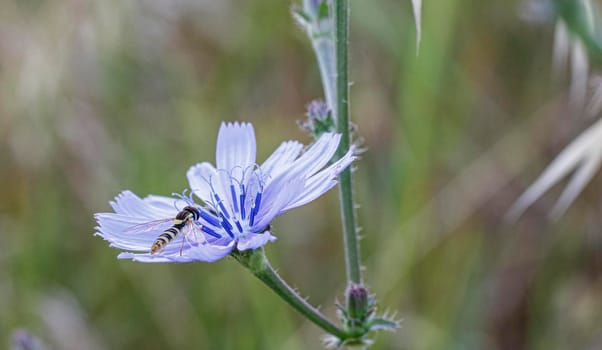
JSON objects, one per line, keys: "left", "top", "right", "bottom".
{"left": 300, "top": 100, "right": 335, "bottom": 138}
{"left": 346, "top": 283, "right": 370, "bottom": 322}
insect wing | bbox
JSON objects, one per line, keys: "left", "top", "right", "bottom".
{"left": 125, "top": 218, "right": 173, "bottom": 234}
{"left": 181, "top": 222, "right": 208, "bottom": 244}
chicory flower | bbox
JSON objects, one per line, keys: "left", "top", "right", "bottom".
{"left": 95, "top": 122, "right": 355, "bottom": 263}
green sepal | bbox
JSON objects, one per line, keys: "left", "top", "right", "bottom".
{"left": 310, "top": 110, "right": 336, "bottom": 138}
{"left": 367, "top": 316, "right": 401, "bottom": 332}
{"left": 300, "top": 100, "right": 336, "bottom": 140}
{"left": 317, "top": 1, "right": 330, "bottom": 20}
{"left": 291, "top": 6, "right": 311, "bottom": 26}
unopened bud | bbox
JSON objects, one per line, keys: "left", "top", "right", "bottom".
{"left": 300, "top": 100, "right": 335, "bottom": 139}
{"left": 346, "top": 284, "right": 369, "bottom": 321}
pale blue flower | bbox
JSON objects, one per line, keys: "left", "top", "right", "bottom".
{"left": 95, "top": 122, "right": 355, "bottom": 263}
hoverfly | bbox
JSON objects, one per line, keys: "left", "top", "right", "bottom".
{"left": 126, "top": 205, "right": 219, "bottom": 255}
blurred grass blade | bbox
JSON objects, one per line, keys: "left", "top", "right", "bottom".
{"left": 411, "top": 0, "right": 422, "bottom": 53}
{"left": 550, "top": 143, "right": 602, "bottom": 218}
{"left": 552, "top": 19, "right": 589, "bottom": 108}
{"left": 569, "top": 38, "right": 589, "bottom": 108}
{"left": 554, "top": 0, "right": 602, "bottom": 57}
{"left": 507, "top": 118, "right": 602, "bottom": 221}
{"left": 552, "top": 0, "right": 601, "bottom": 108}
{"left": 586, "top": 76, "right": 602, "bottom": 116}
{"left": 553, "top": 20, "right": 570, "bottom": 73}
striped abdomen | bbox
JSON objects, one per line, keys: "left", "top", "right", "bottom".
{"left": 150, "top": 206, "right": 200, "bottom": 255}
{"left": 150, "top": 225, "right": 183, "bottom": 254}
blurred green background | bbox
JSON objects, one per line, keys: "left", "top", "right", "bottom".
{"left": 1, "top": 0, "right": 601, "bottom": 349}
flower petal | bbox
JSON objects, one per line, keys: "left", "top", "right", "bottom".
{"left": 95, "top": 213, "right": 167, "bottom": 251}
{"left": 187, "top": 162, "right": 217, "bottom": 203}
{"left": 216, "top": 122, "right": 256, "bottom": 170}
{"left": 253, "top": 139, "right": 353, "bottom": 226}
{"left": 281, "top": 146, "right": 355, "bottom": 212}
{"left": 260, "top": 140, "right": 304, "bottom": 182}
{"left": 237, "top": 232, "right": 277, "bottom": 251}
{"left": 118, "top": 252, "right": 194, "bottom": 263}
{"left": 97, "top": 218, "right": 199, "bottom": 256}
{"left": 95, "top": 191, "right": 180, "bottom": 251}
{"left": 291, "top": 133, "right": 341, "bottom": 177}
{"left": 251, "top": 134, "right": 341, "bottom": 225}
{"left": 110, "top": 190, "right": 175, "bottom": 219}
{"left": 181, "top": 240, "right": 236, "bottom": 262}
{"left": 143, "top": 195, "right": 181, "bottom": 213}
{"left": 252, "top": 178, "right": 305, "bottom": 229}
{"left": 269, "top": 133, "right": 341, "bottom": 185}
{"left": 117, "top": 240, "right": 235, "bottom": 263}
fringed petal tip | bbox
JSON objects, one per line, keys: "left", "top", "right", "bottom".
{"left": 220, "top": 121, "right": 254, "bottom": 129}
{"left": 335, "top": 146, "right": 357, "bottom": 174}
{"left": 216, "top": 121, "right": 257, "bottom": 171}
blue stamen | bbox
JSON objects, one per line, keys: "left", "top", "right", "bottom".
{"left": 230, "top": 184, "right": 239, "bottom": 213}
{"left": 199, "top": 211, "right": 221, "bottom": 227}
{"left": 240, "top": 194, "right": 246, "bottom": 219}
{"left": 201, "top": 226, "right": 222, "bottom": 239}
{"left": 235, "top": 221, "right": 244, "bottom": 233}
{"left": 240, "top": 184, "right": 246, "bottom": 219}
{"left": 249, "top": 192, "right": 262, "bottom": 227}
{"left": 214, "top": 193, "right": 230, "bottom": 219}
{"left": 221, "top": 217, "right": 233, "bottom": 230}
{"left": 222, "top": 220, "right": 235, "bottom": 238}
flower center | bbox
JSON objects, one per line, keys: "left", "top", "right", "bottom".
{"left": 206, "top": 166, "right": 266, "bottom": 239}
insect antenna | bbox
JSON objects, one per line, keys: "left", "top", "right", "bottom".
{"left": 171, "top": 189, "right": 195, "bottom": 211}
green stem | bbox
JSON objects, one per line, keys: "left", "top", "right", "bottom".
{"left": 334, "top": 0, "right": 362, "bottom": 284}
{"left": 232, "top": 249, "right": 349, "bottom": 340}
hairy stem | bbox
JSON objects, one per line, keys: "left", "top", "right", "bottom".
{"left": 232, "top": 249, "right": 349, "bottom": 339}
{"left": 334, "top": 0, "right": 362, "bottom": 284}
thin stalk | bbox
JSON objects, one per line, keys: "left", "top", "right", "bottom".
{"left": 334, "top": 0, "right": 362, "bottom": 284}
{"left": 232, "top": 249, "right": 349, "bottom": 340}
{"left": 297, "top": 0, "right": 337, "bottom": 111}
{"left": 313, "top": 36, "right": 337, "bottom": 115}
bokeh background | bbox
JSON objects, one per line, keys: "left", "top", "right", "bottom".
{"left": 1, "top": 0, "right": 601, "bottom": 349}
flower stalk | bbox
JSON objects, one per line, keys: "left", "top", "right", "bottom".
{"left": 296, "top": 2, "right": 401, "bottom": 346}
{"left": 334, "top": 0, "right": 362, "bottom": 284}
{"left": 232, "top": 248, "right": 349, "bottom": 340}
{"left": 294, "top": 0, "right": 337, "bottom": 111}
{"left": 295, "top": 0, "right": 362, "bottom": 283}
